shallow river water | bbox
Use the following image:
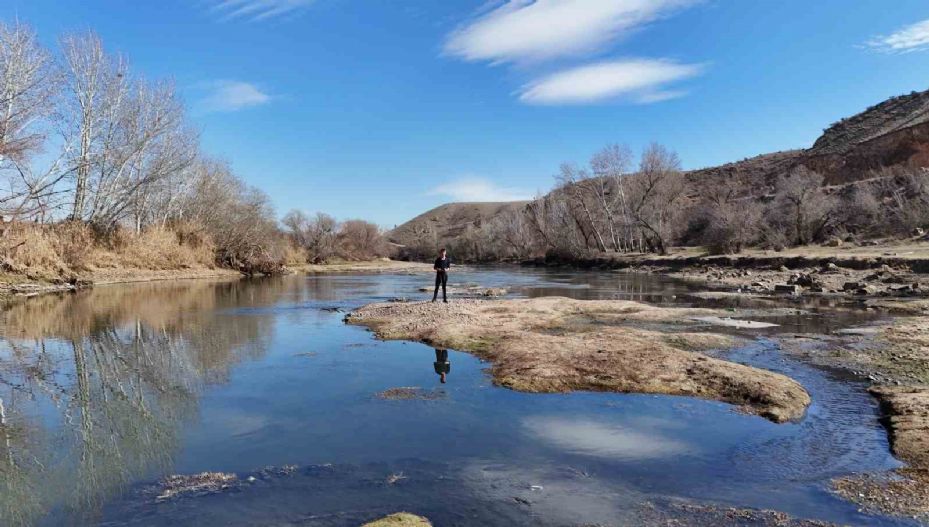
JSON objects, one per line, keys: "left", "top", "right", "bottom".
{"left": 0, "top": 267, "right": 918, "bottom": 526}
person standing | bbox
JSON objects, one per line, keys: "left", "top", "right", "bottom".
{"left": 432, "top": 248, "right": 450, "bottom": 303}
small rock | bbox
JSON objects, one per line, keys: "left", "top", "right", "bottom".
{"left": 843, "top": 281, "right": 863, "bottom": 291}
{"left": 774, "top": 284, "right": 801, "bottom": 294}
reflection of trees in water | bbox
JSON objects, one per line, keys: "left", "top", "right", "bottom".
{"left": 0, "top": 278, "right": 293, "bottom": 525}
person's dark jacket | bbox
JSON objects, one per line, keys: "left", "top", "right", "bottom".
{"left": 433, "top": 257, "right": 451, "bottom": 271}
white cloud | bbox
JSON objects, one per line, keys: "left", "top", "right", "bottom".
{"left": 208, "top": 0, "right": 315, "bottom": 22}
{"left": 197, "top": 80, "right": 271, "bottom": 112}
{"left": 427, "top": 177, "right": 532, "bottom": 202}
{"left": 866, "top": 18, "right": 929, "bottom": 53}
{"left": 519, "top": 59, "right": 703, "bottom": 105}
{"left": 523, "top": 416, "right": 691, "bottom": 460}
{"left": 444, "top": 0, "right": 698, "bottom": 64}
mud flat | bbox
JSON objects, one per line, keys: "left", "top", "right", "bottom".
{"left": 345, "top": 297, "right": 811, "bottom": 422}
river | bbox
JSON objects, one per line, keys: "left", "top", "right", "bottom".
{"left": 0, "top": 267, "right": 917, "bottom": 526}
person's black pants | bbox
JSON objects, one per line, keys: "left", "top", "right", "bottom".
{"left": 433, "top": 271, "right": 447, "bottom": 301}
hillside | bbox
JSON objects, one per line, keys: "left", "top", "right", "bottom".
{"left": 388, "top": 201, "right": 528, "bottom": 255}
{"left": 393, "top": 87, "right": 929, "bottom": 255}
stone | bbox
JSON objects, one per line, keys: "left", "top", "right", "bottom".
{"left": 774, "top": 284, "right": 801, "bottom": 294}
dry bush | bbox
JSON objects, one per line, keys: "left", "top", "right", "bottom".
{"left": 765, "top": 167, "right": 837, "bottom": 246}
{"left": 0, "top": 220, "right": 217, "bottom": 279}
{"left": 691, "top": 178, "right": 763, "bottom": 254}
{"left": 279, "top": 240, "right": 306, "bottom": 266}
{"left": 113, "top": 226, "right": 214, "bottom": 270}
{"left": 0, "top": 223, "right": 68, "bottom": 277}
{"left": 0, "top": 221, "right": 98, "bottom": 277}
{"left": 336, "top": 219, "right": 387, "bottom": 260}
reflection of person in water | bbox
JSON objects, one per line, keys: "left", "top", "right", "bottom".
{"left": 434, "top": 348, "right": 450, "bottom": 383}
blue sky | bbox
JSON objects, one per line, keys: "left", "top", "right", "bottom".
{"left": 3, "top": 1, "right": 929, "bottom": 227}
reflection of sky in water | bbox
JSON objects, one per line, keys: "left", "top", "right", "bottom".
{"left": 0, "top": 271, "right": 912, "bottom": 526}
{"left": 523, "top": 416, "right": 692, "bottom": 460}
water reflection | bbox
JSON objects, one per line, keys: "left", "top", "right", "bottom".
{"left": 523, "top": 415, "right": 692, "bottom": 460}
{"left": 0, "top": 279, "right": 292, "bottom": 526}
{"left": 0, "top": 270, "right": 904, "bottom": 527}
{"left": 433, "top": 349, "right": 450, "bottom": 384}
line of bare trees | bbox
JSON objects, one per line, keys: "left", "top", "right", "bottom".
{"left": 0, "top": 22, "right": 289, "bottom": 272}
{"left": 281, "top": 210, "right": 389, "bottom": 263}
{"left": 444, "top": 143, "right": 929, "bottom": 262}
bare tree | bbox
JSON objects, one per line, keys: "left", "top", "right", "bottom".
{"left": 0, "top": 22, "right": 62, "bottom": 220}
{"left": 337, "top": 219, "right": 386, "bottom": 260}
{"left": 556, "top": 163, "right": 607, "bottom": 252}
{"left": 589, "top": 143, "right": 633, "bottom": 252}
{"left": 769, "top": 167, "right": 836, "bottom": 245}
{"left": 695, "top": 179, "right": 761, "bottom": 254}
{"left": 627, "top": 143, "right": 686, "bottom": 254}
{"left": 60, "top": 32, "right": 130, "bottom": 221}
{"left": 282, "top": 210, "right": 339, "bottom": 263}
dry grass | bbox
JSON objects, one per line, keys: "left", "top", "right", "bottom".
{"left": 362, "top": 513, "right": 432, "bottom": 527}
{"left": 0, "top": 221, "right": 216, "bottom": 282}
{"left": 347, "top": 297, "right": 811, "bottom": 422}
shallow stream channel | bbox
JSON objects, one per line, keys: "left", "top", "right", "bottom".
{"left": 0, "top": 266, "right": 918, "bottom": 526}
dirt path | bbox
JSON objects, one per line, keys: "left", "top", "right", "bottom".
{"left": 346, "top": 297, "right": 811, "bottom": 423}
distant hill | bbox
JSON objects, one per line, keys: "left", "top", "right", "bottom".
{"left": 389, "top": 201, "right": 528, "bottom": 255}
{"left": 393, "top": 87, "right": 929, "bottom": 254}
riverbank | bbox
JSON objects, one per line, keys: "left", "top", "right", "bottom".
{"left": 810, "top": 316, "right": 929, "bottom": 521}
{"left": 0, "top": 266, "right": 241, "bottom": 301}
{"left": 0, "top": 258, "right": 430, "bottom": 302}
{"left": 346, "top": 297, "right": 811, "bottom": 422}
{"left": 526, "top": 240, "right": 929, "bottom": 304}
{"left": 293, "top": 259, "right": 433, "bottom": 275}
{"left": 757, "top": 310, "right": 929, "bottom": 521}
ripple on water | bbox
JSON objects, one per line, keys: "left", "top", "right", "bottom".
{"left": 727, "top": 339, "right": 900, "bottom": 483}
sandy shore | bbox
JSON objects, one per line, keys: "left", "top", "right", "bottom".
{"left": 294, "top": 259, "right": 432, "bottom": 275}
{"left": 346, "top": 297, "right": 811, "bottom": 423}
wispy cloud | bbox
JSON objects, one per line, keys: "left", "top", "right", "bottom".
{"left": 208, "top": 0, "right": 315, "bottom": 22}
{"left": 519, "top": 59, "right": 703, "bottom": 105}
{"left": 443, "top": 0, "right": 705, "bottom": 105}
{"left": 444, "top": 0, "right": 698, "bottom": 64}
{"left": 196, "top": 80, "right": 271, "bottom": 112}
{"left": 427, "top": 177, "right": 532, "bottom": 202}
{"left": 865, "top": 18, "right": 929, "bottom": 53}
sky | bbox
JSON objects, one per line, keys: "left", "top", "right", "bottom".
{"left": 3, "top": 0, "right": 929, "bottom": 227}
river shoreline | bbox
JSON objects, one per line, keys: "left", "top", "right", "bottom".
{"left": 0, "top": 259, "right": 433, "bottom": 303}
